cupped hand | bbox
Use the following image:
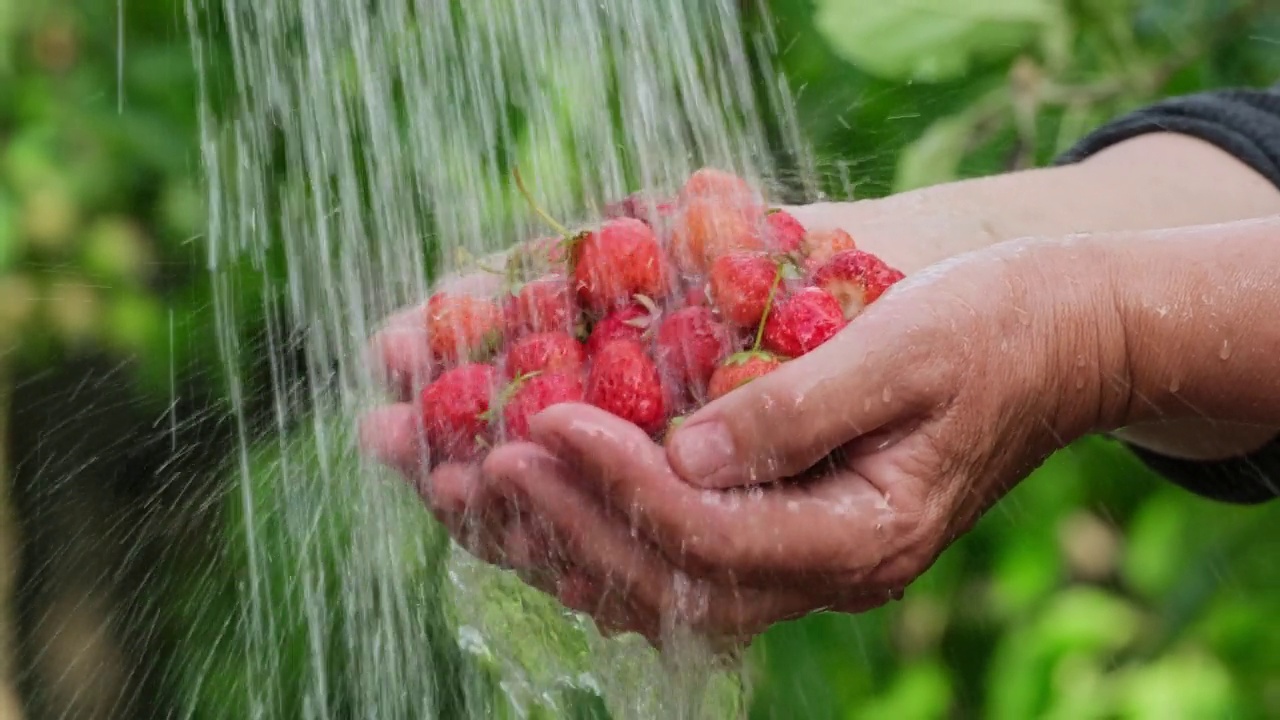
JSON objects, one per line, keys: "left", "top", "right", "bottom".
{"left": 359, "top": 221, "right": 1131, "bottom": 649}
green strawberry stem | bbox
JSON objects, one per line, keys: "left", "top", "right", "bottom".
{"left": 479, "top": 371, "right": 542, "bottom": 423}
{"left": 752, "top": 262, "right": 785, "bottom": 352}
{"left": 512, "top": 166, "right": 571, "bottom": 238}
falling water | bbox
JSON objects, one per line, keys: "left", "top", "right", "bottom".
{"left": 184, "top": 0, "right": 817, "bottom": 716}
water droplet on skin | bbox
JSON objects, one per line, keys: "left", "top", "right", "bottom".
{"left": 1076, "top": 355, "right": 1086, "bottom": 368}
{"left": 1075, "top": 376, "right": 1085, "bottom": 389}
{"left": 882, "top": 386, "right": 893, "bottom": 403}
{"left": 1219, "top": 340, "right": 1232, "bottom": 360}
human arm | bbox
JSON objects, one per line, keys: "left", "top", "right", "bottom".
{"left": 362, "top": 213, "right": 1280, "bottom": 646}
{"left": 774, "top": 84, "right": 1280, "bottom": 499}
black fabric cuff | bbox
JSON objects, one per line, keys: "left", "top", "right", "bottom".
{"left": 1053, "top": 84, "right": 1280, "bottom": 505}
{"left": 1054, "top": 87, "right": 1280, "bottom": 188}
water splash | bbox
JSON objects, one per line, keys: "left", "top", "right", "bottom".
{"left": 185, "top": 0, "right": 814, "bottom": 716}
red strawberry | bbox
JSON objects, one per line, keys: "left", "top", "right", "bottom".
{"left": 708, "top": 251, "right": 778, "bottom": 327}
{"left": 801, "top": 228, "right": 857, "bottom": 271}
{"left": 683, "top": 283, "right": 710, "bottom": 308}
{"left": 762, "top": 287, "right": 846, "bottom": 357}
{"left": 572, "top": 217, "right": 668, "bottom": 312}
{"left": 670, "top": 199, "right": 766, "bottom": 273}
{"left": 812, "top": 249, "right": 906, "bottom": 319}
{"left": 584, "top": 298, "right": 660, "bottom": 356}
{"left": 765, "top": 210, "right": 806, "bottom": 253}
{"left": 606, "top": 191, "right": 677, "bottom": 228}
{"left": 708, "top": 351, "right": 783, "bottom": 400}
{"left": 504, "top": 275, "right": 577, "bottom": 336}
{"left": 501, "top": 370, "right": 585, "bottom": 441}
{"left": 680, "top": 167, "right": 756, "bottom": 204}
{"left": 504, "top": 331, "right": 585, "bottom": 378}
{"left": 424, "top": 293, "right": 504, "bottom": 364}
{"left": 585, "top": 339, "right": 666, "bottom": 435}
{"left": 419, "top": 363, "right": 500, "bottom": 461}
{"left": 655, "top": 306, "right": 733, "bottom": 397}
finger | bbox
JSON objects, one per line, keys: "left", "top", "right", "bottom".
{"left": 663, "top": 310, "right": 940, "bottom": 489}
{"left": 364, "top": 268, "right": 509, "bottom": 400}
{"left": 488, "top": 435, "right": 858, "bottom": 633}
{"left": 358, "top": 403, "right": 426, "bottom": 476}
{"left": 529, "top": 403, "right": 906, "bottom": 584}
{"left": 423, "top": 463, "right": 511, "bottom": 567}
{"left": 366, "top": 306, "right": 436, "bottom": 401}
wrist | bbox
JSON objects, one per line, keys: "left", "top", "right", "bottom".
{"left": 1100, "top": 216, "right": 1280, "bottom": 430}
{"left": 999, "top": 236, "right": 1133, "bottom": 442}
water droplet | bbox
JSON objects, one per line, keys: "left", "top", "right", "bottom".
{"left": 1076, "top": 355, "right": 1086, "bottom": 368}
{"left": 881, "top": 386, "right": 893, "bottom": 403}
{"left": 1075, "top": 376, "right": 1085, "bottom": 389}
{"left": 1169, "top": 377, "right": 1181, "bottom": 394}
{"left": 1219, "top": 340, "right": 1232, "bottom": 360}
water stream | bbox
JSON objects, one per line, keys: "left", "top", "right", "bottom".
{"left": 186, "top": 0, "right": 818, "bottom": 716}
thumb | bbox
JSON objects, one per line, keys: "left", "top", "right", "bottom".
{"left": 664, "top": 314, "right": 933, "bottom": 489}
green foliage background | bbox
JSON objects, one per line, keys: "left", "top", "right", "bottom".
{"left": 3, "top": 0, "right": 1280, "bottom": 718}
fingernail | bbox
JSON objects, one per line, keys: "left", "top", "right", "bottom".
{"left": 668, "top": 421, "right": 736, "bottom": 485}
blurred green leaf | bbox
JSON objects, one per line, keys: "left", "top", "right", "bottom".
{"left": 851, "top": 660, "right": 951, "bottom": 719}
{"left": 1114, "top": 647, "right": 1241, "bottom": 720}
{"left": 894, "top": 112, "right": 976, "bottom": 193}
{"left": 813, "top": 0, "right": 1059, "bottom": 83}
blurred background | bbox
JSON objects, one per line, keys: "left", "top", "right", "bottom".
{"left": 2, "top": 0, "right": 1280, "bottom": 718}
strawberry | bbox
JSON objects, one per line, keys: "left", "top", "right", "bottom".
{"left": 584, "top": 297, "right": 660, "bottom": 356}
{"left": 585, "top": 338, "right": 667, "bottom": 435}
{"left": 708, "top": 251, "right": 779, "bottom": 327}
{"left": 812, "top": 249, "right": 906, "bottom": 319}
{"left": 424, "top": 293, "right": 504, "bottom": 365}
{"left": 765, "top": 209, "right": 806, "bottom": 253}
{"left": 670, "top": 199, "right": 766, "bottom": 273}
{"left": 504, "top": 331, "right": 585, "bottom": 378}
{"left": 504, "top": 274, "right": 577, "bottom": 336}
{"left": 762, "top": 286, "right": 846, "bottom": 357}
{"left": 683, "top": 283, "right": 710, "bottom": 308}
{"left": 501, "top": 370, "right": 585, "bottom": 441}
{"left": 572, "top": 217, "right": 668, "bottom": 312}
{"left": 708, "top": 351, "right": 783, "bottom": 400}
{"left": 800, "top": 228, "right": 857, "bottom": 272}
{"left": 606, "top": 191, "right": 677, "bottom": 228}
{"left": 655, "top": 306, "right": 733, "bottom": 398}
{"left": 680, "top": 167, "right": 756, "bottom": 205}
{"left": 419, "top": 363, "right": 500, "bottom": 461}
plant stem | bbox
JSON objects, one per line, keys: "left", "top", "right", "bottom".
{"left": 752, "top": 264, "right": 785, "bottom": 352}
{"left": 512, "top": 167, "right": 571, "bottom": 238}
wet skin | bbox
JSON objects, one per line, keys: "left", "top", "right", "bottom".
{"left": 359, "top": 135, "right": 1280, "bottom": 648}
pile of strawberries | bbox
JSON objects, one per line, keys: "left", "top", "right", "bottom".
{"left": 415, "top": 168, "right": 904, "bottom": 463}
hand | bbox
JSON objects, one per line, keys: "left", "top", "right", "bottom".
{"left": 359, "top": 229, "right": 1131, "bottom": 648}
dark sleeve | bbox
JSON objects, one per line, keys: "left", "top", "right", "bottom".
{"left": 1053, "top": 82, "right": 1280, "bottom": 505}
